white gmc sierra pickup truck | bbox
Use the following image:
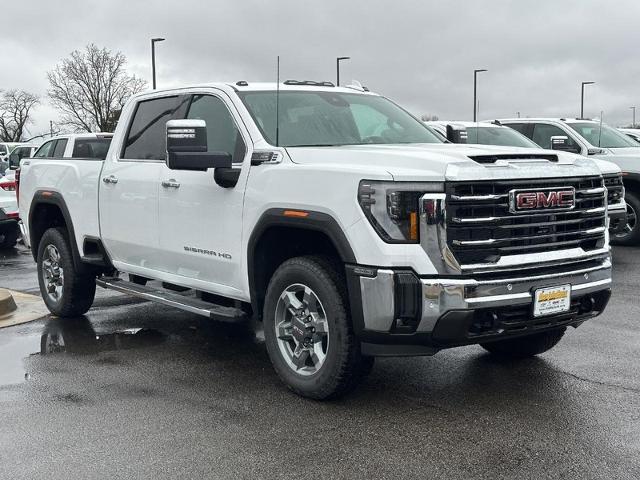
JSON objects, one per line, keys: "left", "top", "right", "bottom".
{"left": 19, "top": 81, "right": 613, "bottom": 399}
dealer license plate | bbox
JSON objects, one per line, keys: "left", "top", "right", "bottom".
{"left": 533, "top": 284, "right": 571, "bottom": 317}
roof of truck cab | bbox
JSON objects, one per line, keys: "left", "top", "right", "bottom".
{"left": 225, "top": 82, "right": 377, "bottom": 95}
{"left": 427, "top": 121, "right": 510, "bottom": 128}
{"left": 495, "top": 118, "right": 601, "bottom": 124}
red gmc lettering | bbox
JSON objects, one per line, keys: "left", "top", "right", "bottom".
{"left": 516, "top": 190, "right": 574, "bottom": 210}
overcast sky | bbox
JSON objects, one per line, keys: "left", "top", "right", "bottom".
{"left": 2, "top": 0, "right": 639, "bottom": 139}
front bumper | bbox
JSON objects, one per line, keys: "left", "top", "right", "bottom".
{"left": 346, "top": 256, "right": 612, "bottom": 356}
{"left": 608, "top": 202, "right": 628, "bottom": 234}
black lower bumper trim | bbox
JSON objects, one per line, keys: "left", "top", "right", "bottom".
{"left": 608, "top": 208, "right": 627, "bottom": 234}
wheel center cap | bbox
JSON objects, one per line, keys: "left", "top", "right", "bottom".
{"left": 291, "top": 316, "right": 311, "bottom": 344}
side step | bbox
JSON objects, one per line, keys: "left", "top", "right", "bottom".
{"left": 96, "top": 277, "right": 245, "bottom": 321}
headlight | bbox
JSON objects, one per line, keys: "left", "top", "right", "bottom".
{"left": 358, "top": 180, "right": 444, "bottom": 243}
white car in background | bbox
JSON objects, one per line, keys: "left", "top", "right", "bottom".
{"left": 426, "top": 120, "right": 627, "bottom": 238}
{"left": 496, "top": 117, "right": 638, "bottom": 245}
{"left": 619, "top": 128, "right": 640, "bottom": 142}
{"left": 0, "top": 142, "right": 21, "bottom": 176}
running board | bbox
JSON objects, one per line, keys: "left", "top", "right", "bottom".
{"left": 96, "top": 277, "right": 245, "bottom": 321}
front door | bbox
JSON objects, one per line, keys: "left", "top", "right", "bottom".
{"left": 157, "top": 92, "right": 250, "bottom": 297}
{"left": 99, "top": 94, "right": 190, "bottom": 272}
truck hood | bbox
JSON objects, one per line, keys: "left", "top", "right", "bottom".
{"left": 592, "top": 149, "right": 640, "bottom": 174}
{"left": 285, "top": 144, "right": 602, "bottom": 181}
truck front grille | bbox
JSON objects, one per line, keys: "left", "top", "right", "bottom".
{"left": 446, "top": 177, "right": 607, "bottom": 265}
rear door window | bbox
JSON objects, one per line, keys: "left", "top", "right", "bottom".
{"left": 34, "top": 140, "right": 56, "bottom": 158}
{"left": 52, "top": 139, "right": 68, "bottom": 158}
{"left": 122, "top": 96, "right": 190, "bottom": 160}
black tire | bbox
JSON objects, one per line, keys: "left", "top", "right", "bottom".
{"left": 263, "top": 255, "right": 368, "bottom": 400}
{"left": 0, "top": 224, "right": 19, "bottom": 249}
{"left": 480, "top": 328, "right": 566, "bottom": 358}
{"left": 37, "top": 227, "right": 96, "bottom": 317}
{"left": 612, "top": 190, "right": 640, "bottom": 246}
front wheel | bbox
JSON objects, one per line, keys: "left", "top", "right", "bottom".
{"left": 263, "top": 256, "right": 369, "bottom": 400}
{"left": 37, "top": 227, "right": 96, "bottom": 317}
{"left": 480, "top": 328, "right": 566, "bottom": 358}
{"left": 612, "top": 190, "right": 640, "bottom": 246}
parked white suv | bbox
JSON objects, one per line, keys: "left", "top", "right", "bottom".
{"left": 19, "top": 82, "right": 612, "bottom": 399}
{"left": 496, "top": 118, "right": 634, "bottom": 244}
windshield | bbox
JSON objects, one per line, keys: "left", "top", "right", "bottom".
{"left": 568, "top": 122, "right": 640, "bottom": 148}
{"left": 465, "top": 126, "right": 539, "bottom": 148}
{"left": 238, "top": 91, "right": 443, "bottom": 147}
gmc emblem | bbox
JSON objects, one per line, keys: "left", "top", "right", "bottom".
{"left": 509, "top": 187, "right": 575, "bottom": 213}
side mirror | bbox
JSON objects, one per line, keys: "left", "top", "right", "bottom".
{"left": 8, "top": 152, "right": 20, "bottom": 170}
{"left": 446, "top": 124, "right": 468, "bottom": 144}
{"left": 166, "top": 119, "right": 232, "bottom": 171}
{"left": 550, "top": 135, "right": 581, "bottom": 154}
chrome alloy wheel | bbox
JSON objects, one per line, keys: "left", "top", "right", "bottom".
{"left": 41, "top": 244, "right": 64, "bottom": 303}
{"left": 274, "top": 283, "right": 329, "bottom": 376}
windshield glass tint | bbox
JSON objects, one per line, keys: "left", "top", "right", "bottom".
{"left": 239, "top": 91, "right": 443, "bottom": 147}
{"left": 568, "top": 123, "right": 640, "bottom": 148}
{"left": 465, "top": 126, "right": 539, "bottom": 148}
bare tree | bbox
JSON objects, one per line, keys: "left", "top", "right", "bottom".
{"left": 47, "top": 44, "right": 147, "bottom": 132}
{"left": 0, "top": 90, "right": 40, "bottom": 141}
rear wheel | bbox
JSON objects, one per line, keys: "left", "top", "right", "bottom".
{"left": 37, "top": 228, "right": 96, "bottom": 317}
{"left": 480, "top": 328, "right": 566, "bottom": 358}
{"left": 263, "top": 256, "right": 369, "bottom": 400}
{"left": 613, "top": 190, "right": 640, "bottom": 246}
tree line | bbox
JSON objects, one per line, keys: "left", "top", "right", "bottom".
{"left": 0, "top": 43, "right": 145, "bottom": 142}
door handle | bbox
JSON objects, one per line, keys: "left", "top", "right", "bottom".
{"left": 102, "top": 175, "right": 118, "bottom": 184}
{"left": 161, "top": 179, "right": 181, "bottom": 189}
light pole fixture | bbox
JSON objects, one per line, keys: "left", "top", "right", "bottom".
{"left": 473, "top": 69, "right": 487, "bottom": 122}
{"left": 631, "top": 106, "right": 636, "bottom": 128}
{"left": 336, "top": 57, "right": 350, "bottom": 86}
{"left": 151, "top": 37, "right": 165, "bottom": 90}
{"left": 580, "top": 81, "right": 595, "bottom": 119}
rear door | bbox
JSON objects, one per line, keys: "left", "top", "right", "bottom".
{"left": 157, "top": 91, "right": 250, "bottom": 294}
{"left": 99, "top": 94, "right": 190, "bottom": 272}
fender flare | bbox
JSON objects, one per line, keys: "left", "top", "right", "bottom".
{"left": 247, "top": 208, "right": 357, "bottom": 314}
{"left": 28, "top": 191, "right": 83, "bottom": 269}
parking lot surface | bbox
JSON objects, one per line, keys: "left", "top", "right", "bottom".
{"left": 0, "top": 245, "right": 638, "bottom": 479}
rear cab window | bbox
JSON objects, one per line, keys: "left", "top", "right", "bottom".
{"left": 72, "top": 137, "right": 112, "bottom": 159}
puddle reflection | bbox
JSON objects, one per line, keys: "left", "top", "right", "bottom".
{"left": 40, "top": 317, "right": 165, "bottom": 355}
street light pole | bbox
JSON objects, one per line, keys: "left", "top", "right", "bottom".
{"left": 336, "top": 56, "right": 350, "bottom": 86}
{"left": 151, "top": 37, "right": 165, "bottom": 90}
{"left": 631, "top": 106, "right": 636, "bottom": 128}
{"left": 473, "top": 69, "right": 487, "bottom": 122}
{"left": 580, "top": 81, "right": 595, "bottom": 119}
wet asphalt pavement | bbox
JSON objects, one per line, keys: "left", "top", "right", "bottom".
{"left": 0, "top": 245, "right": 638, "bottom": 479}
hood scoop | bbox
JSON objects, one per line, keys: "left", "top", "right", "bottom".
{"left": 468, "top": 153, "right": 558, "bottom": 164}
